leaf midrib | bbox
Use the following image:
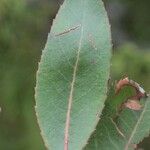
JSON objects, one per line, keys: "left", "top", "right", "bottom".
{"left": 64, "top": 0, "right": 85, "bottom": 149}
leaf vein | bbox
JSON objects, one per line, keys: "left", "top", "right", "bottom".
{"left": 64, "top": 0, "right": 85, "bottom": 149}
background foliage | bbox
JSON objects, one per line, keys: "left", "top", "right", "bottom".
{"left": 0, "top": 0, "right": 149, "bottom": 149}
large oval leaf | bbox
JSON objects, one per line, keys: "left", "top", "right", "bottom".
{"left": 35, "top": 0, "right": 111, "bottom": 149}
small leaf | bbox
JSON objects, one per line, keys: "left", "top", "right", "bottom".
{"left": 85, "top": 87, "right": 150, "bottom": 150}
{"left": 35, "top": 0, "right": 111, "bottom": 149}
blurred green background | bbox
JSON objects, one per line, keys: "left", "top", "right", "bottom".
{"left": 0, "top": 0, "right": 149, "bottom": 149}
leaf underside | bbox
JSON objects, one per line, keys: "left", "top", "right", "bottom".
{"left": 35, "top": 0, "right": 111, "bottom": 150}
{"left": 85, "top": 87, "right": 150, "bottom": 150}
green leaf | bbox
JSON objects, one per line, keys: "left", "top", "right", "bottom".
{"left": 35, "top": 0, "right": 111, "bottom": 149}
{"left": 85, "top": 90, "right": 150, "bottom": 150}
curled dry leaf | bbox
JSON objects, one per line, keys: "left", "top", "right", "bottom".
{"left": 115, "top": 77, "right": 147, "bottom": 111}
{"left": 115, "top": 77, "right": 147, "bottom": 99}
